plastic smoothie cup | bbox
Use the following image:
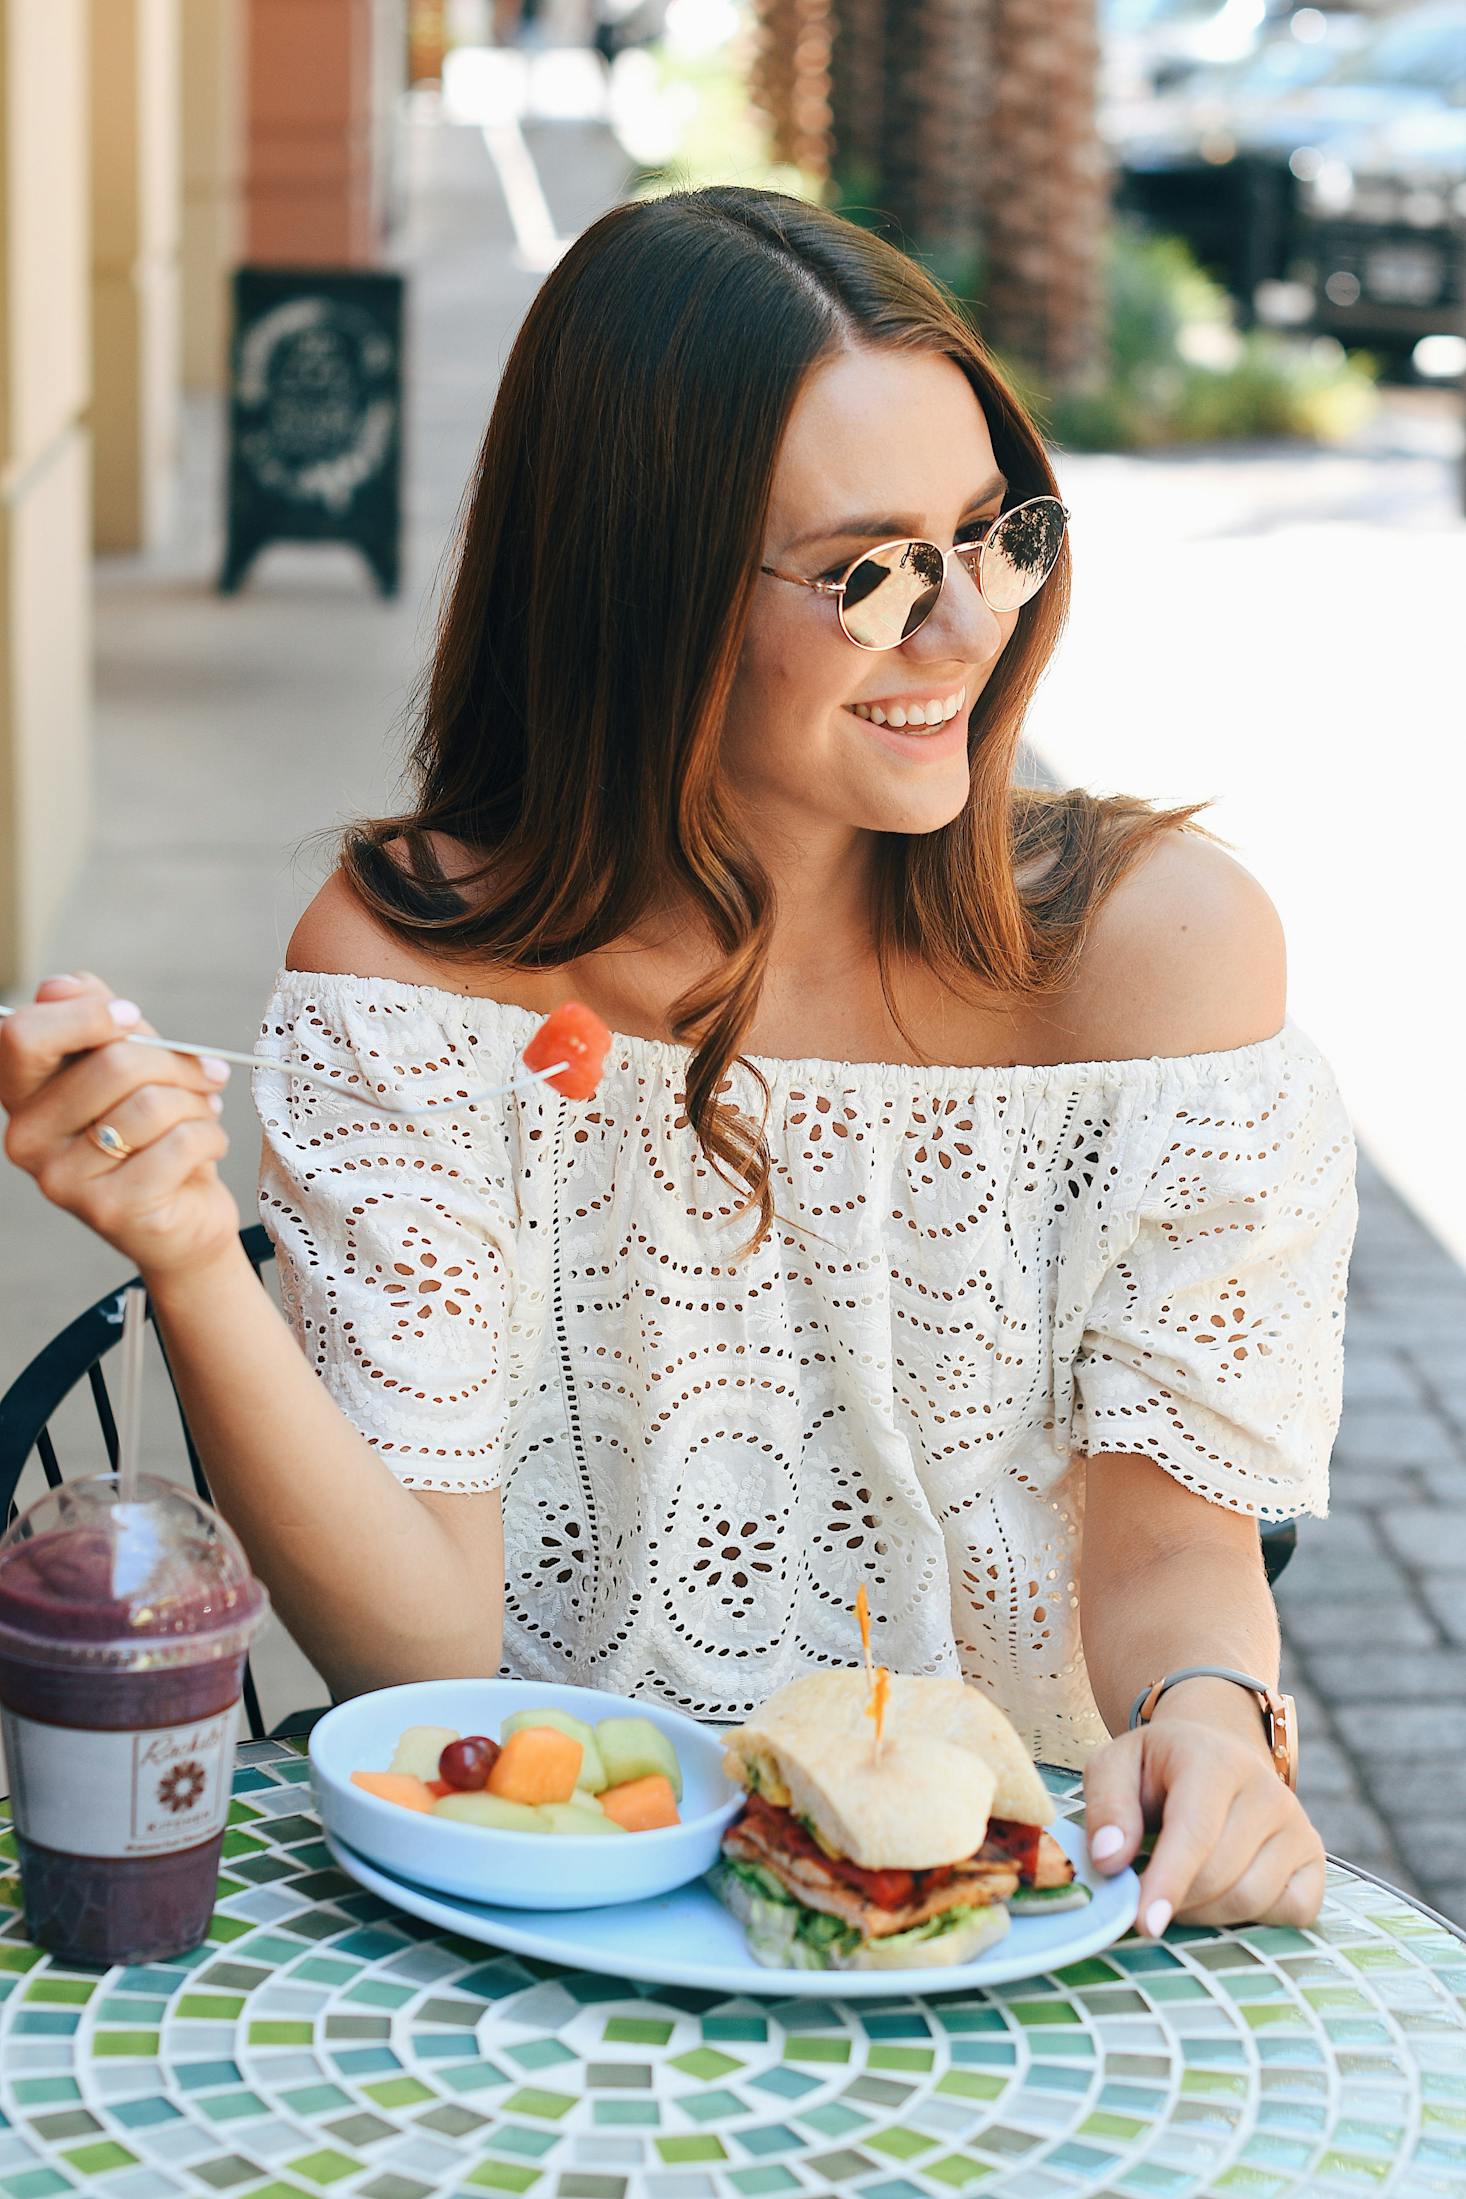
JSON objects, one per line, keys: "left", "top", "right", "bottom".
{"left": 0, "top": 1473, "right": 268, "bottom": 1965}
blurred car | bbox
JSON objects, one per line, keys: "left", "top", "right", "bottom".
{"left": 1108, "top": 1, "right": 1466, "bottom": 310}
{"left": 1287, "top": 106, "right": 1466, "bottom": 359}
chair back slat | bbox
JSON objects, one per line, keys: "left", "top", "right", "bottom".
{"left": 241, "top": 1660, "right": 267, "bottom": 1743}
{"left": 36, "top": 1427, "right": 64, "bottom": 1493}
{"left": 87, "top": 1363, "right": 121, "bottom": 1473}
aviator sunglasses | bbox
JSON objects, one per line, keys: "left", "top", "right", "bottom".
{"left": 760, "top": 493, "right": 1069, "bottom": 651}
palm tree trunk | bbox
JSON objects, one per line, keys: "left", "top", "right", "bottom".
{"left": 750, "top": 0, "right": 834, "bottom": 181}
{"left": 978, "top": 0, "right": 1108, "bottom": 392}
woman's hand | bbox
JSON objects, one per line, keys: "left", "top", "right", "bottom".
{"left": 1, "top": 972, "right": 241, "bottom": 1283}
{"left": 1083, "top": 1714, "right": 1327, "bottom": 1938}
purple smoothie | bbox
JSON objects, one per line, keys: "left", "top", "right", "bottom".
{"left": 0, "top": 1478, "right": 267, "bottom": 1966}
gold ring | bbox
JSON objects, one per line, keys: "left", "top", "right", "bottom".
{"left": 86, "top": 1121, "right": 135, "bottom": 1162}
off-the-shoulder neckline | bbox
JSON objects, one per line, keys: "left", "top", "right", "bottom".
{"left": 269, "top": 965, "right": 1302, "bottom": 1089}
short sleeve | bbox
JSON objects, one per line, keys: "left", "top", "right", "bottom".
{"left": 255, "top": 977, "right": 519, "bottom": 1493}
{"left": 1071, "top": 1025, "right": 1357, "bottom": 1520}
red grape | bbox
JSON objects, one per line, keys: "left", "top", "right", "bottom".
{"left": 438, "top": 1736, "right": 501, "bottom": 1790}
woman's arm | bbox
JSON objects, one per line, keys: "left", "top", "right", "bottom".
{"left": 1079, "top": 1448, "right": 1325, "bottom": 1934}
{"left": 147, "top": 1245, "right": 504, "bottom": 1700}
{"left": 1, "top": 974, "right": 504, "bottom": 1703}
{"left": 1080, "top": 1448, "right": 1280, "bottom": 1761}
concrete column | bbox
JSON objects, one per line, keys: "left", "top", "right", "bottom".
{"left": 180, "top": 0, "right": 244, "bottom": 393}
{"left": 247, "top": 0, "right": 379, "bottom": 265}
{"left": 90, "top": 0, "right": 184, "bottom": 552}
{"left": 0, "top": 1, "right": 93, "bottom": 990}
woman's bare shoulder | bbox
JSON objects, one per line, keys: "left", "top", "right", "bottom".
{"left": 285, "top": 842, "right": 559, "bottom": 1012}
{"left": 1063, "top": 828, "right": 1287, "bottom": 1061}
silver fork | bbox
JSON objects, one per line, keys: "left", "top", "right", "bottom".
{"left": 0, "top": 1004, "right": 569, "bottom": 1118}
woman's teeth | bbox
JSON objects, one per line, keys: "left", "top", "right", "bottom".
{"left": 850, "top": 687, "right": 967, "bottom": 732}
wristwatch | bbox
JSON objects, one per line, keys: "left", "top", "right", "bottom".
{"left": 1128, "top": 1665, "right": 1298, "bottom": 1789}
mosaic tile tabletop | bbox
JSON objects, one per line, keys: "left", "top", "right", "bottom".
{"left": 0, "top": 1745, "right": 1464, "bottom": 2199}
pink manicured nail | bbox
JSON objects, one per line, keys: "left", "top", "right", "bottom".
{"left": 1089, "top": 1825, "right": 1125, "bottom": 1862}
{"left": 108, "top": 999, "right": 141, "bottom": 1026}
{"left": 201, "top": 1056, "right": 231, "bottom": 1084}
{"left": 207, "top": 1093, "right": 225, "bottom": 1115}
{"left": 1145, "top": 1899, "right": 1173, "bottom": 1938}
{"left": 41, "top": 974, "right": 79, "bottom": 987}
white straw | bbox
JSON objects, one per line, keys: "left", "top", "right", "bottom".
{"left": 115, "top": 1287, "right": 147, "bottom": 1504}
{"left": 0, "top": 1006, "right": 570, "bottom": 1117}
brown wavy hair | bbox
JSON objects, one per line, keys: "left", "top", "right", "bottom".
{"left": 343, "top": 185, "right": 1210, "bottom": 1253}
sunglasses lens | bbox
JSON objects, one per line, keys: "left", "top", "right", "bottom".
{"left": 840, "top": 539, "right": 946, "bottom": 649}
{"left": 980, "top": 498, "right": 1067, "bottom": 613}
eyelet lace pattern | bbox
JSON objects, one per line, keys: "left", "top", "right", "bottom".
{"left": 256, "top": 970, "right": 1357, "bottom": 1766}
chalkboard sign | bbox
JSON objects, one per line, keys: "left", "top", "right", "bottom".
{"left": 220, "top": 267, "right": 405, "bottom": 596}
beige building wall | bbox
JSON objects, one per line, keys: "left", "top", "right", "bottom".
{"left": 0, "top": 1, "right": 93, "bottom": 991}
{"left": 180, "top": 0, "right": 244, "bottom": 393}
{"left": 91, "top": 0, "right": 183, "bottom": 552}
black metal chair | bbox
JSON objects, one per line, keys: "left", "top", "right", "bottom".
{"left": 0, "top": 1224, "right": 327, "bottom": 1741}
{"left": 0, "top": 1225, "right": 1299, "bottom": 1741}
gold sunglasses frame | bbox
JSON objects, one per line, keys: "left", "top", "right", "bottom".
{"left": 760, "top": 493, "right": 1070, "bottom": 651}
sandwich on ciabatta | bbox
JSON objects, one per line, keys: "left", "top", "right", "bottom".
{"left": 712, "top": 1670, "right": 1089, "bottom": 1970}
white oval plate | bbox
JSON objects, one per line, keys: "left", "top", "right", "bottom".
{"left": 322, "top": 1814, "right": 1140, "bottom": 1998}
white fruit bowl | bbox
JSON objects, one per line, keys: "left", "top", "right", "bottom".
{"left": 309, "top": 1678, "right": 743, "bottom": 1910}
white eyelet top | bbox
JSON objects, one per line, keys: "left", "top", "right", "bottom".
{"left": 256, "top": 969, "right": 1357, "bottom": 1767}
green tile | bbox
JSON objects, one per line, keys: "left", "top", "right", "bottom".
{"left": 10, "top": 2079, "right": 83, "bottom": 2106}
{"left": 0, "top": 1944, "right": 42, "bottom": 1972}
{"left": 678, "top": 2088, "right": 745, "bottom": 2124}
{"left": 221, "top": 1831, "right": 266, "bottom": 1859}
{"left": 344, "top": 1980, "right": 413, "bottom": 2010}
{"left": 867, "top": 2127, "right": 937, "bottom": 2161}
{"left": 59, "top": 2142, "right": 139, "bottom": 2174}
{"left": 1052, "top": 1958, "right": 1121, "bottom": 1986}
{"left": 926, "top": 2159, "right": 996, "bottom": 2190}
{"left": 1311, "top": 2152, "right": 1393, "bottom": 2185}
{"left": 1006, "top": 2001, "right": 1083, "bottom": 2026}
{"left": 249, "top": 2020, "right": 315, "bottom": 2046}
{"left": 1078, "top": 2112, "right": 1146, "bottom": 2141}
{"left": 280, "top": 2086, "right": 356, "bottom": 2116}
{"left": 23, "top": 1978, "right": 97, "bottom": 2005}
{"left": 361, "top": 2078, "right": 434, "bottom": 2109}
{"left": 196, "top": 2090, "right": 272, "bottom": 2123}
{"left": 463, "top": 2169, "right": 540, "bottom": 2195}
{"left": 179, "top": 1993, "right": 247, "bottom": 2020}
{"left": 593, "top": 2100, "right": 660, "bottom": 2126}
{"left": 504, "top": 2039, "right": 576, "bottom": 2072}
{"left": 668, "top": 2046, "right": 743, "bottom": 2080}
{"left": 866, "top": 2045, "right": 935, "bottom": 2072}
{"left": 727, "top": 2174, "right": 802, "bottom": 2198}
{"left": 654, "top": 2135, "right": 728, "bottom": 2164}
{"left": 2, "top": 2175, "right": 75, "bottom": 2199}
{"left": 207, "top": 1912, "right": 256, "bottom": 1943}
{"left": 935, "top": 2071, "right": 1006, "bottom": 2102}
{"left": 703, "top": 2015, "right": 767, "bottom": 2042}
{"left": 92, "top": 2029, "right": 162, "bottom": 2056}
{"left": 799, "top": 2102, "right": 868, "bottom": 2138}
{"left": 285, "top": 2151, "right": 360, "bottom": 2187}
{"left": 783, "top": 2035, "right": 851, "bottom": 2063}
{"left": 602, "top": 2017, "right": 673, "bottom": 2046}
{"left": 499, "top": 2089, "right": 577, "bottom": 2122}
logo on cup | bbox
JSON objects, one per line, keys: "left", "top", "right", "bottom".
{"left": 157, "top": 1759, "right": 208, "bottom": 1814}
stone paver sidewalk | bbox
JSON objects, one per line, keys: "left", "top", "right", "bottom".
{"left": 1276, "top": 1146, "right": 1466, "bottom": 1926}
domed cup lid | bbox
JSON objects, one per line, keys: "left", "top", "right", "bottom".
{"left": 0, "top": 1473, "right": 268, "bottom": 1671}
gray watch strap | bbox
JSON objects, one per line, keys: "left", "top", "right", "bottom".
{"left": 1127, "top": 1664, "right": 1275, "bottom": 1731}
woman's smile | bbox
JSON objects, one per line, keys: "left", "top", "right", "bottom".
{"left": 844, "top": 680, "right": 971, "bottom": 762}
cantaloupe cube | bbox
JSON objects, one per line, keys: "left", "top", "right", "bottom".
{"left": 485, "top": 1724, "right": 582, "bottom": 1806}
{"left": 352, "top": 1771, "right": 437, "bottom": 1814}
{"left": 598, "top": 1772, "right": 681, "bottom": 1831}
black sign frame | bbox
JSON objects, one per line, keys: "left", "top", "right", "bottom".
{"left": 220, "top": 266, "right": 405, "bottom": 596}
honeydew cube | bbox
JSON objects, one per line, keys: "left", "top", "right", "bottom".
{"left": 501, "top": 1706, "right": 607, "bottom": 1792}
{"left": 537, "top": 1802, "right": 628, "bottom": 1836}
{"left": 594, "top": 1716, "right": 683, "bottom": 1801}
{"left": 570, "top": 1788, "right": 605, "bottom": 1813}
{"left": 432, "top": 1793, "right": 541, "bottom": 1832}
{"left": 389, "top": 1724, "right": 460, "bottom": 1782}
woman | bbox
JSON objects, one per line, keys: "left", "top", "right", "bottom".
{"left": 0, "top": 187, "right": 1356, "bottom": 1941}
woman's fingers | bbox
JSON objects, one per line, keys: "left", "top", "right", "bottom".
{"left": 40, "top": 1115, "right": 231, "bottom": 1230}
{"left": 0, "top": 979, "right": 145, "bottom": 1113}
{"left": 1178, "top": 1827, "right": 1326, "bottom": 1931}
{"left": 12, "top": 1038, "right": 227, "bottom": 1160}
{"left": 1083, "top": 1729, "right": 1150, "bottom": 1872}
{"left": 1171, "top": 1777, "right": 1293, "bottom": 1916}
